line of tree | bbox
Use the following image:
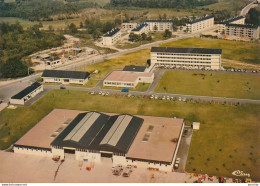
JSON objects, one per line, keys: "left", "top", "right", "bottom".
{"left": 129, "top": 33, "right": 152, "bottom": 42}
{"left": 110, "top": 0, "right": 218, "bottom": 9}
{"left": 0, "top": 22, "right": 65, "bottom": 78}
{"left": 0, "top": 0, "right": 99, "bottom": 21}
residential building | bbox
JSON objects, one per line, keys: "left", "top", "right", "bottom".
{"left": 224, "top": 24, "right": 259, "bottom": 39}
{"left": 131, "top": 23, "right": 149, "bottom": 35}
{"left": 186, "top": 15, "right": 214, "bottom": 33}
{"left": 42, "top": 70, "right": 90, "bottom": 85}
{"left": 121, "top": 23, "right": 138, "bottom": 31}
{"left": 36, "top": 54, "right": 50, "bottom": 61}
{"left": 218, "top": 16, "right": 245, "bottom": 34}
{"left": 10, "top": 82, "right": 43, "bottom": 105}
{"left": 103, "top": 71, "right": 154, "bottom": 88}
{"left": 150, "top": 47, "right": 222, "bottom": 70}
{"left": 13, "top": 109, "right": 185, "bottom": 172}
{"left": 145, "top": 19, "right": 173, "bottom": 31}
{"left": 103, "top": 28, "right": 121, "bottom": 46}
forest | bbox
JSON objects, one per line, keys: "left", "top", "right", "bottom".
{"left": 246, "top": 8, "right": 260, "bottom": 26}
{"left": 109, "top": 0, "right": 219, "bottom": 8}
{"left": 0, "top": 22, "right": 65, "bottom": 78}
{"left": 0, "top": 0, "right": 99, "bottom": 21}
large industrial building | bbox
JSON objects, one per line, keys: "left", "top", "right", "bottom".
{"left": 13, "top": 109, "right": 184, "bottom": 172}
{"left": 42, "top": 70, "right": 90, "bottom": 85}
{"left": 145, "top": 19, "right": 173, "bottom": 31}
{"left": 150, "top": 47, "right": 222, "bottom": 70}
{"left": 186, "top": 15, "right": 214, "bottom": 33}
{"left": 102, "top": 28, "right": 121, "bottom": 46}
{"left": 103, "top": 70, "right": 154, "bottom": 88}
{"left": 10, "top": 82, "right": 43, "bottom": 105}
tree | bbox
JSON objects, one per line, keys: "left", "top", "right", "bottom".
{"left": 141, "top": 33, "right": 147, "bottom": 40}
{"left": 80, "top": 22, "right": 84, "bottom": 28}
{"left": 68, "top": 23, "right": 77, "bottom": 34}
{"left": 163, "top": 29, "right": 172, "bottom": 38}
{"left": 1, "top": 57, "right": 28, "bottom": 78}
{"left": 172, "top": 25, "right": 178, "bottom": 32}
{"left": 153, "top": 25, "right": 158, "bottom": 31}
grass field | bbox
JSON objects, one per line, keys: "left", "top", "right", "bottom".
{"left": 160, "top": 38, "right": 260, "bottom": 64}
{"left": 78, "top": 49, "right": 149, "bottom": 78}
{"left": 0, "top": 89, "right": 259, "bottom": 180}
{"left": 101, "top": 83, "right": 150, "bottom": 92}
{"left": 155, "top": 71, "right": 260, "bottom": 99}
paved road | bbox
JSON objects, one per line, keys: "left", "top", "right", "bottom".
{"left": 240, "top": 0, "right": 258, "bottom": 16}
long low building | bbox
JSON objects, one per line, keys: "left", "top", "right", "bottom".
{"left": 186, "top": 15, "right": 214, "bottom": 33}
{"left": 150, "top": 47, "right": 222, "bottom": 70}
{"left": 42, "top": 70, "right": 90, "bottom": 85}
{"left": 145, "top": 19, "right": 173, "bottom": 31}
{"left": 10, "top": 82, "right": 43, "bottom": 105}
{"left": 224, "top": 24, "right": 259, "bottom": 39}
{"left": 131, "top": 23, "right": 149, "bottom": 35}
{"left": 218, "top": 16, "right": 245, "bottom": 34}
{"left": 103, "top": 71, "right": 154, "bottom": 88}
{"left": 13, "top": 109, "right": 184, "bottom": 172}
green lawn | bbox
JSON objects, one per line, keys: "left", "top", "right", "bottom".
{"left": 101, "top": 83, "right": 150, "bottom": 92}
{"left": 155, "top": 71, "right": 260, "bottom": 99}
{"left": 0, "top": 89, "right": 259, "bottom": 180}
{"left": 77, "top": 49, "right": 149, "bottom": 79}
{"left": 160, "top": 38, "right": 260, "bottom": 64}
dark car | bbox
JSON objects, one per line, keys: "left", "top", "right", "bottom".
{"left": 184, "top": 130, "right": 188, "bottom": 135}
{"left": 60, "top": 86, "right": 66, "bottom": 89}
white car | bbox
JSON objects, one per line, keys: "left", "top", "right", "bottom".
{"left": 90, "top": 91, "right": 95, "bottom": 95}
{"left": 162, "top": 96, "right": 166, "bottom": 100}
{"left": 166, "top": 96, "right": 170, "bottom": 100}
{"left": 150, "top": 95, "right": 154, "bottom": 99}
{"left": 178, "top": 97, "right": 182, "bottom": 101}
{"left": 155, "top": 95, "right": 158, "bottom": 99}
{"left": 99, "top": 91, "right": 102, "bottom": 95}
{"left": 176, "top": 158, "right": 181, "bottom": 164}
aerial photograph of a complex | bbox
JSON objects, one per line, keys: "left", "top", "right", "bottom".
{"left": 0, "top": 0, "right": 259, "bottom": 185}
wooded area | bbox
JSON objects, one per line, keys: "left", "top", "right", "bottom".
{"left": 0, "top": 22, "right": 65, "bottom": 78}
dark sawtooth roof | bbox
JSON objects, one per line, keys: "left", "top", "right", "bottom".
{"left": 151, "top": 47, "right": 222, "bottom": 55}
{"left": 188, "top": 15, "right": 214, "bottom": 24}
{"left": 11, "top": 82, "right": 42, "bottom": 100}
{"left": 104, "top": 28, "right": 120, "bottom": 37}
{"left": 51, "top": 112, "right": 144, "bottom": 153}
{"left": 123, "top": 65, "right": 146, "bottom": 72}
{"left": 132, "top": 23, "right": 148, "bottom": 32}
{"left": 42, "top": 70, "right": 90, "bottom": 79}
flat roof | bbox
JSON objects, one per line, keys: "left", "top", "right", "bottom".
{"left": 104, "top": 28, "right": 120, "bottom": 37}
{"left": 15, "top": 109, "right": 84, "bottom": 149}
{"left": 126, "top": 116, "right": 184, "bottom": 163}
{"left": 42, "top": 70, "right": 90, "bottom": 80}
{"left": 11, "top": 82, "right": 42, "bottom": 100}
{"left": 104, "top": 71, "right": 153, "bottom": 83}
{"left": 188, "top": 15, "right": 214, "bottom": 24}
{"left": 151, "top": 47, "right": 222, "bottom": 55}
{"left": 226, "top": 24, "right": 259, "bottom": 29}
{"left": 123, "top": 65, "right": 146, "bottom": 72}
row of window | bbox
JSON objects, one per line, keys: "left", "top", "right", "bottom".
{"left": 156, "top": 53, "right": 213, "bottom": 57}
{"left": 156, "top": 60, "right": 211, "bottom": 64}
{"left": 157, "top": 57, "right": 211, "bottom": 60}
{"left": 104, "top": 81, "right": 135, "bottom": 86}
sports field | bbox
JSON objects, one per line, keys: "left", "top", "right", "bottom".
{"left": 155, "top": 71, "right": 260, "bottom": 99}
{"left": 0, "top": 89, "right": 259, "bottom": 180}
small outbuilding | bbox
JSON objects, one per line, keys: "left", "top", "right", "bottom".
{"left": 10, "top": 82, "right": 43, "bottom": 105}
{"left": 192, "top": 122, "right": 200, "bottom": 130}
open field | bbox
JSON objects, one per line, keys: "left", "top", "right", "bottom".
{"left": 0, "top": 89, "right": 259, "bottom": 180}
{"left": 155, "top": 71, "right": 260, "bottom": 99}
{"left": 78, "top": 49, "right": 149, "bottom": 78}
{"left": 101, "top": 83, "right": 151, "bottom": 92}
{"left": 201, "top": 0, "right": 248, "bottom": 13}
{"left": 160, "top": 38, "right": 260, "bottom": 64}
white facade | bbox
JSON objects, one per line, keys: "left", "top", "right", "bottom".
{"left": 103, "top": 28, "right": 121, "bottom": 46}
{"left": 218, "top": 16, "right": 245, "bottom": 34}
{"left": 122, "top": 23, "right": 138, "bottom": 31}
{"left": 103, "top": 71, "right": 154, "bottom": 88}
{"left": 145, "top": 20, "right": 173, "bottom": 31}
{"left": 43, "top": 77, "right": 88, "bottom": 85}
{"left": 10, "top": 84, "right": 43, "bottom": 105}
{"left": 45, "top": 58, "right": 61, "bottom": 66}
{"left": 132, "top": 24, "right": 149, "bottom": 35}
{"left": 186, "top": 16, "right": 214, "bottom": 33}
{"left": 151, "top": 48, "right": 222, "bottom": 70}
{"left": 224, "top": 24, "right": 259, "bottom": 39}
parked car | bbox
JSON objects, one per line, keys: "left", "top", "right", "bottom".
{"left": 184, "top": 130, "right": 188, "bottom": 135}
{"left": 150, "top": 95, "right": 154, "bottom": 99}
{"left": 60, "top": 86, "right": 66, "bottom": 89}
{"left": 105, "top": 92, "right": 109, "bottom": 96}
{"left": 175, "top": 157, "right": 181, "bottom": 164}
{"left": 166, "top": 96, "right": 170, "bottom": 100}
{"left": 121, "top": 88, "right": 129, "bottom": 92}
{"left": 155, "top": 95, "right": 158, "bottom": 99}
{"left": 90, "top": 91, "right": 95, "bottom": 95}
{"left": 122, "top": 165, "right": 132, "bottom": 177}
{"left": 178, "top": 97, "right": 182, "bottom": 101}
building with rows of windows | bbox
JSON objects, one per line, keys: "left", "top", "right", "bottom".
{"left": 150, "top": 47, "right": 222, "bottom": 70}
{"left": 186, "top": 15, "right": 214, "bottom": 33}
{"left": 145, "top": 19, "right": 173, "bottom": 31}
{"left": 102, "top": 28, "right": 121, "bottom": 46}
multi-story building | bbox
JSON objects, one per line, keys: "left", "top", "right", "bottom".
{"left": 224, "top": 24, "right": 259, "bottom": 39}
{"left": 218, "top": 16, "right": 245, "bottom": 34}
{"left": 145, "top": 19, "right": 173, "bottom": 31}
{"left": 102, "top": 28, "right": 121, "bottom": 46}
{"left": 150, "top": 47, "right": 222, "bottom": 70}
{"left": 186, "top": 15, "right": 214, "bottom": 33}
{"left": 121, "top": 23, "right": 138, "bottom": 31}
{"left": 131, "top": 23, "right": 149, "bottom": 35}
